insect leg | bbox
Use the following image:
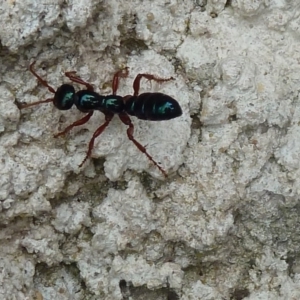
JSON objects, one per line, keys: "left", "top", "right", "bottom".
{"left": 118, "top": 113, "right": 167, "bottom": 177}
{"left": 79, "top": 112, "right": 114, "bottom": 167}
{"left": 112, "top": 67, "right": 129, "bottom": 95}
{"left": 18, "top": 62, "right": 56, "bottom": 108}
{"left": 65, "top": 72, "right": 94, "bottom": 91}
{"left": 29, "top": 61, "right": 56, "bottom": 94}
{"left": 16, "top": 98, "right": 54, "bottom": 109}
{"left": 54, "top": 111, "right": 94, "bottom": 138}
{"left": 132, "top": 74, "right": 174, "bottom": 96}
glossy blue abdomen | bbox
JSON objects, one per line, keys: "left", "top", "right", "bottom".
{"left": 125, "top": 93, "right": 182, "bottom": 121}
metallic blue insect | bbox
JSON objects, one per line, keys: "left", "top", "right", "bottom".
{"left": 18, "top": 62, "right": 182, "bottom": 176}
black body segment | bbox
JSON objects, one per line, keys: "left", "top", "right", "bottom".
{"left": 19, "top": 61, "right": 183, "bottom": 177}
{"left": 125, "top": 92, "right": 182, "bottom": 121}
{"left": 75, "top": 90, "right": 105, "bottom": 111}
{"left": 54, "top": 84, "right": 76, "bottom": 110}
{"left": 102, "top": 95, "right": 124, "bottom": 113}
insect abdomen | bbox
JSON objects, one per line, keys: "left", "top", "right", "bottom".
{"left": 125, "top": 93, "right": 182, "bottom": 121}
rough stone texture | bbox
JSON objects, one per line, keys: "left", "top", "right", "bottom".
{"left": 0, "top": 0, "right": 299, "bottom": 299}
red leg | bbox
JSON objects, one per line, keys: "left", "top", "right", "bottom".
{"left": 112, "top": 67, "right": 129, "bottom": 95}
{"left": 54, "top": 111, "right": 94, "bottom": 138}
{"left": 79, "top": 113, "right": 114, "bottom": 167}
{"left": 65, "top": 72, "right": 94, "bottom": 91}
{"left": 118, "top": 113, "right": 167, "bottom": 177}
{"left": 16, "top": 98, "right": 53, "bottom": 109}
{"left": 18, "top": 62, "right": 56, "bottom": 109}
{"left": 132, "top": 74, "right": 174, "bottom": 96}
{"left": 29, "top": 61, "right": 56, "bottom": 94}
